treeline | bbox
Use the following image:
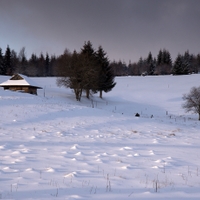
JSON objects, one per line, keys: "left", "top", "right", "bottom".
{"left": 0, "top": 46, "right": 57, "bottom": 77}
{"left": 112, "top": 49, "right": 200, "bottom": 76}
{"left": 0, "top": 44, "right": 200, "bottom": 77}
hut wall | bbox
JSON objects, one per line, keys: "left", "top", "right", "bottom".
{"left": 4, "top": 86, "right": 37, "bottom": 95}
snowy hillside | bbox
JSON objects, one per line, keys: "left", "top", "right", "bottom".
{"left": 0, "top": 74, "right": 200, "bottom": 199}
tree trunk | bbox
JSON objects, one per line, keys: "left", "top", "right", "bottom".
{"left": 74, "top": 88, "right": 82, "bottom": 101}
{"left": 79, "top": 89, "right": 82, "bottom": 100}
{"left": 74, "top": 89, "right": 79, "bottom": 101}
{"left": 86, "top": 89, "right": 90, "bottom": 99}
{"left": 99, "top": 90, "right": 103, "bottom": 98}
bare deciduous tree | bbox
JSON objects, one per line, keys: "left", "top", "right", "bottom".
{"left": 182, "top": 86, "right": 200, "bottom": 120}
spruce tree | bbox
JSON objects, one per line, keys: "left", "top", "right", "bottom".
{"left": 157, "top": 50, "right": 163, "bottom": 66}
{"left": 27, "top": 53, "right": 38, "bottom": 76}
{"left": 39, "top": 53, "right": 45, "bottom": 76}
{"left": 172, "top": 54, "right": 184, "bottom": 75}
{"left": 147, "top": 52, "right": 154, "bottom": 75}
{"left": 197, "top": 54, "right": 200, "bottom": 73}
{"left": 148, "top": 62, "right": 155, "bottom": 75}
{"left": 4, "top": 45, "right": 12, "bottom": 75}
{"left": 182, "top": 51, "right": 191, "bottom": 74}
{"left": 165, "top": 50, "right": 172, "bottom": 66}
{"left": 162, "top": 49, "right": 172, "bottom": 74}
{"left": 162, "top": 49, "right": 168, "bottom": 64}
{"left": 80, "top": 41, "right": 99, "bottom": 98}
{"left": 11, "top": 50, "right": 18, "bottom": 74}
{"left": 45, "top": 53, "right": 50, "bottom": 76}
{"left": 155, "top": 49, "right": 172, "bottom": 75}
{"left": 96, "top": 46, "right": 116, "bottom": 98}
{"left": 147, "top": 52, "right": 153, "bottom": 64}
{"left": 18, "top": 47, "right": 27, "bottom": 74}
{"left": 0, "top": 48, "right": 5, "bottom": 75}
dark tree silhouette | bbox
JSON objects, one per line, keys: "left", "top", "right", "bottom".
{"left": 18, "top": 47, "right": 27, "bottom": 74}
{"left": 57, "top": 50, "right": 84, "bottom": 101}
{"left": 4, "top": 45, "right": 12, "bottom": 75}
{"left": 45, "top": 53, "right": 50, "bottom": 76}
{"left": 0, "top": 48, "right": 5, "bottom": 75}
{"left": 182, "top": 86, "right": 200, "bottom": 120}
{"left": 80, "top": 41, "right": 100, "bottom": 98}
{"left": 11, "top": 50, "right": 18, "bottom": 74}
{"left": 147, "top": 52, "right": 155, "bottom": 75}
{"left": 96, "top": 46, "right": 116, "bottom": 98}
{"left": 27, "top": 53, "right": 39, "bottom": 76}
{"left": 172, "top": 54, "right": 189, "bottom": 75}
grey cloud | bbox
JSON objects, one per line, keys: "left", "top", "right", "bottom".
{"left": 0, "top": 0, "right": 200, "bottom": 62}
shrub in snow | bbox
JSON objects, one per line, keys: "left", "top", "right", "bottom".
{"left": 135, "top": 113, "right": 140, "bottom": 117}
{"left": 182, "top": 86, "right": 200, "bottom": 120}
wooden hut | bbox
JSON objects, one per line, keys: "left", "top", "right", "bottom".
{"left": 0, "top": 74, "right": 42, "bottom": 95}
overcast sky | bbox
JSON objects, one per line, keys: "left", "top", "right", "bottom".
{"left": 0, "top": 0, "right": 200, "bottom": 63}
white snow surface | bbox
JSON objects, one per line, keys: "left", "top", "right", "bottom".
{"left": 0, "top": 74, "right": 200, "bottom": 199}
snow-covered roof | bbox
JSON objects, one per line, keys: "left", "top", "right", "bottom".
{"left": 0, "top": 74, "right": 42, "bottom": 88}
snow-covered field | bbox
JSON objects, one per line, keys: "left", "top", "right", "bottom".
{"left": 0, "top": 74, "right": 200, "bottom": 199}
